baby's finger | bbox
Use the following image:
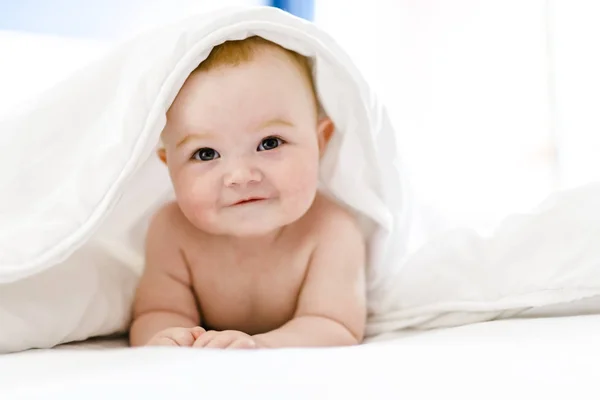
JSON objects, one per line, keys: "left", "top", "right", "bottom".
{"left": 171, "top": 329, "right": 195, "bottom": 347}
{"left": 191, "top": 326, "right": 206, "bottom": 340}
{"left": 193, "top": 330, "right": 218, "bottom": 348}
{"left": 204, "top": 334, "right": 236, "bottom": 349}
{"left": 227, "top": 338, "right": 257, "bottom": 349}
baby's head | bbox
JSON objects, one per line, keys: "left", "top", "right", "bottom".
{"left": 159, "top": 36, "right": 334, "bottom": 237}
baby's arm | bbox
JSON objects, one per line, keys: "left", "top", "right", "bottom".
{"left": 253, "top": 212, "right": 367, "bottom": 348}
{"left": 129, "top": 205, "right": 201, "bottom": 347}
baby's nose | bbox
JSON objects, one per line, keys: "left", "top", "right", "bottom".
{"left": 224, "top": 164, "right": 262, "bottom": 187}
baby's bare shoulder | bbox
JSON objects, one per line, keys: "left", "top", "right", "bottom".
{"left": 146, "top": 201, "right": 191, "bottom": 244}
{"left": 143, "top": 202, "right": 197, "bottom": 279}
{"left": 307, "top": 194, "right": 364, "bottom": 243}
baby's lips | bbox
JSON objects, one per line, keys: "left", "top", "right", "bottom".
{"left": 233, "top": 197, "right": 267, "bottom": 206}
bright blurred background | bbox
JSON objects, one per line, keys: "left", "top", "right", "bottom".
{"left": 1, "top": 0, "right": 599, "bottom": 236}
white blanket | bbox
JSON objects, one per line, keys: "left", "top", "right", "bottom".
{"left": 2, "top": 5, "right": 600, "bottom": 353}
{"left": 368, "top": 181, "right": 600, "bottom": 336}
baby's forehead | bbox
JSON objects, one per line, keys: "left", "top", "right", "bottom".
{"left": 162, "top": 47, "right": 318, "bottom": 144}
{"left": 163, "top": 101, "right": 296, "bottom": 145}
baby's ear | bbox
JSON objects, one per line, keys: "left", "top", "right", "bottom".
{"left": 157, "top": 147, "right": 167, "bottom": 164}
{"left": 317, "top": 117, "right": 335, "bottom": 156}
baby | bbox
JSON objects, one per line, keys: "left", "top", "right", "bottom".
{"left": 129, "top": 36, "right": 366, "bottom": 349}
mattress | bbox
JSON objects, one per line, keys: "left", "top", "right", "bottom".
{"left": 2, "top": 315, "right": 599, "bottom": 399}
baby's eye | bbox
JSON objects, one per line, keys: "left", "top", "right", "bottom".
{"left": 257, "top": 136, "right": 284, "bottom": 152}
{"left": 192, "top": 147, "right": 220, "bottom": 161}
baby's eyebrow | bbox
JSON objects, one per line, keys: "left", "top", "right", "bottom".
{"left": 176, "top": 133, "right": 211, "bottom": 148}
{"left": 256, "top": 118, "right": 294, "bottom": 130}
{"left": 175, "top": 119, "right": 294, "bottom": 147}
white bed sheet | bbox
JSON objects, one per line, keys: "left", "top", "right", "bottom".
{"left": 2, "top": 315, "right": 600, "bottom": 399}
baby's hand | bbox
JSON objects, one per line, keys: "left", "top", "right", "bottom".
{"left": 146, "top": 326, "right": 206, "bottom": 347}
{"left": 193, "top": 330, "right": 259, "bottom": 349}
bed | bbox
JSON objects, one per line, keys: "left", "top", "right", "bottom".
{"left": 2, "top": 315, "right": 600, "bottom": 399}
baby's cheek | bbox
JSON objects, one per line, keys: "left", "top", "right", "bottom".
{"left": 175, "top": 175, "right": 217, "bottom": 223}
{"left": 278, "top": 155, "right": 320, "bottom": 206}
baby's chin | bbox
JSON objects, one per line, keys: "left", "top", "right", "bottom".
{"left": 196, "top": 214, "right": 295, "bottom": 237}
{"left": 190, "top": 206, "right": 307, "bottom": 238}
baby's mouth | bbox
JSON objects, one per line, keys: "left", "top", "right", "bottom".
{"left": 233, "top": 197, "right": 267, "bottom": 206}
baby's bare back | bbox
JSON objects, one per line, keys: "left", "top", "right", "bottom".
{"left": 167, "top": 194, "right": 330, "bottom": 335}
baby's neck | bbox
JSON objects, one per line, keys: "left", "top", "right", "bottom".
{"left": 222, "top": 227, "right": 285, "bottom": 257}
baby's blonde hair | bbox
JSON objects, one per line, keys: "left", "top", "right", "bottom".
{"left": 194, "top": 36, "right": 319, "bottom": 112}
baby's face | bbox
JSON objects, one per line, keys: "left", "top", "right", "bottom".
{"left": 162, "top": 48, "right": 328, "bottom": 237}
